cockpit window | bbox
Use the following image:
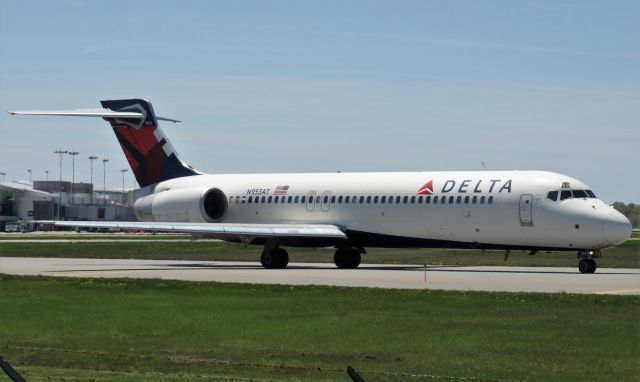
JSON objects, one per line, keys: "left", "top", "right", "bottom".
{"left": 552, "top": 189, "right": 597, "bottom": 202}
{"left": 572, "top": 190, "right": 587, "bottom": 198}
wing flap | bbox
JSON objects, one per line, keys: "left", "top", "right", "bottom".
{"left": 40, "top": 221, "right": 347, "bottom": 239}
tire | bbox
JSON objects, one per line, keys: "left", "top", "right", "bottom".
{"left": 261, "top": 251, "right": 275, "bottom": 269}
{"left": 578, "top": 259, "right": 591, "bottom": 274}
{"left": 587, "top": 258, "right": 597, "bottom": 274}
{"left": 273, "top": 248, "right": 289, "bottom": 269}
{"left": 334, "top": 248, "right": 349, "bottom": 269}
{"left": 347, "top": 248, "right": 361, "bottom": 268}
{"left": 334, "top": 248, "right": 361, "bottom": 269}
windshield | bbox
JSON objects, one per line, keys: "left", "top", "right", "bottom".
{"left": 548, "top": 189, "right": 596, "bottom": 202}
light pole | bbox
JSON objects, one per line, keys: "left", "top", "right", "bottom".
{"left": 89, "top": 156, "right": 98, "bottom": 205}
{"left": 102, "top": 159, "right": 109, "bottom": 206}
{"left": 0, "top": 172, "right": 6, "bottom": 183}
{"left": 27, "top": 169, "right": 32, "bottom": 184}
{"left": 45, "top": 170, "right": 49, "bottom": 182}
{"left": 54, "top": 150, "right": 68, "bottom": 219}
{"left": 120, "top": 169, "right": 128, "bottom": 194}
{"left": 68, "top": 151, "right": 79, "bottom": 204}
{"left": 120, "top": 168, "right": 129, "bottom": 207}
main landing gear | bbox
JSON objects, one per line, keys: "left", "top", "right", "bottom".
{"left": 260, "top": 243, "right": 289, "bottom": 269}
{"left": 334, "top": 247, "right": 361, "bottom": 269}
{"left": 259, "top": 242, "right": 363, "bottom": 270}
{"left": 577, "top": 250, "right": 600, "bottom": 274}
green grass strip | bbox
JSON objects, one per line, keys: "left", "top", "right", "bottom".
{"left": 0, "top": 275, "right": 638, "bottom": 381}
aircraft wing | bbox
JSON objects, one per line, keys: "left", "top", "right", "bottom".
{"left": 41, "top": 221, "right": 347, "bottom": 240}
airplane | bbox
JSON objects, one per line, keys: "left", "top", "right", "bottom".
{"left": 9, "top": 99, "right": 632, "bottom": 273}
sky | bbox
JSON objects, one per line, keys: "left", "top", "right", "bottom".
{"left": 0, "top": 0, "right": 638, "bottom": 202}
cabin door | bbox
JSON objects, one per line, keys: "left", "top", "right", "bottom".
{"left": 519, "top": 194, "right": 533, "bottom": 226}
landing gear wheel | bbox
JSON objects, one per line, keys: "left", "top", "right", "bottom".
{"left": 578, "top": 258, "right": 596, "bottom": 274}
{"left": 334, "top": 248, "right": 361, "bottom": 269}
{"left": 261, "top": 248, "right": 289, "bottom": 269}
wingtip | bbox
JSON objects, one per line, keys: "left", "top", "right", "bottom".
{"left": 7, "top": 111, "right": 16, "bottom": 115}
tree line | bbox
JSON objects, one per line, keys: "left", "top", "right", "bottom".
{"left": 612, "top": 202, "right": 640, "bottom": 226}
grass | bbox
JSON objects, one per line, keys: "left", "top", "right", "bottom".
{"left": 0, "top": 275, "right": 638, "bottom": 381}
{"left": 0, "top": 238, "right": 638, "bottom": 268}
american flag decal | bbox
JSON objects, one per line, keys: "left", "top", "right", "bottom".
{"left": 274, "top": 185, "right": 290, "bottom": 195}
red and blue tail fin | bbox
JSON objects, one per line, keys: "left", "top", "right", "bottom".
{"left": 100, "top": 99, "right": 200, "bottom": 187}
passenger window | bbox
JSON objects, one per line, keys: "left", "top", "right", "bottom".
{"left": 323, "top": 195, "right": 329, "bottom": 203}
{"left": 381, "top": 196, "right": 386, "bottom": 203}
{"left": 345, "top": 196, "right": 350, "bottom": 203}
{"left": 261, "top": 196, "right": 266, "bottom": 203}
{"left": 366, "top": 196, "right": 371, "bottom": 204}
{"left": 241, "top": 196, "right": 246, "bottom": 204}
{"left": 433, "top": 196, "right": 438, "bottom": 204}
{"left": 235, "top": 196, "right": 240, "bottom": 204}
{"left": 229, "top": 196, "right": 234, "bottom": 203}
{"left": 560, "top": 190, "right": 571, "bottom": 201}
{"left": 331, "top": 195, "right": 336, "bottom": 203}
{"left": 488, "top": 196, "right": 494, "bottom": 204}
{"left": 410, "top": 196, "right": 415, "bottom": 204}
{"left": 403, "top": 196, "right": 408, "bottom": 204}
{"left": 273, "top": 196, "right": 278, "bottom": 204}
{"left": 573, "top": 190, "right": 587, "bottom": 198}
{"left": 480, "top": 196, "right": 485, "bottom": 204}
{"left": 456, "top": 196, "right": 462, "bottom": 204}
{"left": 388, "top": 196, "right": 393, "bottom": 204}
{"left": 464, "top": 196, "right": 469, "bottom": 204}
{"left": 248, "top": 196, "right": 253, "bottom": 203}
{"left": 449, "top": 196, "right": 454, "bottom": 204}
{"left": 396, "top": 196, "right": 401, "bottom": 204}
{"left": 441, "top": 196, "right": 445, "bottom": 204}
{"left": 294, "top": 196, "right": 299, "bottom": 203}
{"left": 426, "top": 196, "right": 431, "bottom": 204}
{"left": 301, "top": 196, "right": 306, "bottom": 203}
{"left": 268, "top": 196, "right": 273, "bottom": 203}
{"left": 373, "top": 196, "right": 378, "bottom": 204}
{"left": 359, "top": 196, "right": 365, "bottom": 204}
{"left": 288, "top": 196, "right": 292, "bottom": 203}
{"left": 316, "top": 196, "right": 321, "bottom": 203}
{"left": 472, "top": 195, "right": 477, "bottom": 204}
{"left": 547, "top": 191, "right": 558, "bottom": 201}
{"left": 338, "top": 196, "right": 343, "bottom": 203}
{"left": 418, "top": 196, "right": 423, "bottom": 203}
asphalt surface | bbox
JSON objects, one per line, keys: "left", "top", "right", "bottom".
{"left": 1, "top": 257, "right": 638, "bottom": 295}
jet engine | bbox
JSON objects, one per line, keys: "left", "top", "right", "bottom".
{"left": 133, "top": 187, "right": 228, "bottom": 222}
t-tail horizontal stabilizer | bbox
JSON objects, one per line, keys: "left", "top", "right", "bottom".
{"left": 8, "top": 99, "right": 201, "bottom": 187}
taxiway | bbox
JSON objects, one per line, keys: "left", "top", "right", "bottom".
{"left": 1, "top": 257, "right": 638, "bottom": 295}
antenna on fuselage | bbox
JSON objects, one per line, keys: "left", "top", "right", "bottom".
{"left": 481, "top": 161, "right": 488, "bottom": 170}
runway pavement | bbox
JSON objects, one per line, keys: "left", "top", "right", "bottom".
{"left": 1, "top": 257, "right": 638, "bottom": 295}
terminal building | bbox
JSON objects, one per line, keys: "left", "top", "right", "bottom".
{"left": 0, "top": 180, "right": 134, "bottom": 231}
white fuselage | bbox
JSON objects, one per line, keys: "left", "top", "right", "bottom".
{"left": 144, "top": 170, "right": 631, "bottom": 251}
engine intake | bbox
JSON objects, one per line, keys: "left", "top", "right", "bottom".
{"left": 134, "top": 187, "right": 228, "bottom": 223}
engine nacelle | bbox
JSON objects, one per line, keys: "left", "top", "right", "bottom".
{"left": 134, "top": 187, "right": 228, "bottom": 222}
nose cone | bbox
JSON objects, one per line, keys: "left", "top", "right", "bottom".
{"left": 603, "top": 209, "right": 632, "bottom": 246}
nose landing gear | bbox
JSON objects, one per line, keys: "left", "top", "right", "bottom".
{"left": 578, "top": 258, "right": 597, "bottom": 274}
{"left": 577, "top": 250, "right": 600, "bottom": 274}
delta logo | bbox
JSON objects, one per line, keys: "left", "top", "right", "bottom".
{"left": 417, "top": 180, "right": 433, "bottom": 195}
{"left": 417, "top": 179, "right": 513, "bottom": 194}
